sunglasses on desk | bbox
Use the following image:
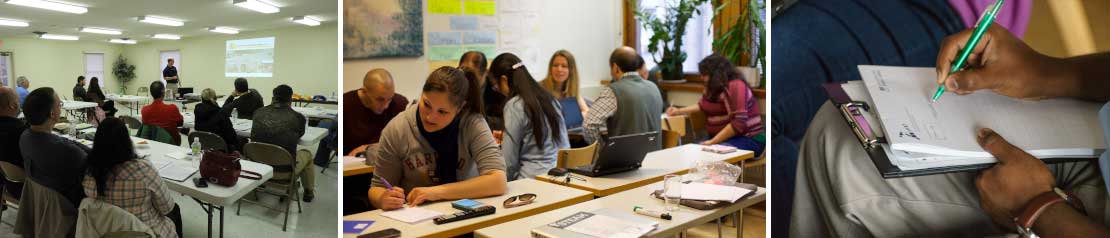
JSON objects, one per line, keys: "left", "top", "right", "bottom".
{"left": 503, "top": 193, "right": 537, "bottom": 208}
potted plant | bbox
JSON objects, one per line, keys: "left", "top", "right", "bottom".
{"left": 713, "top": 0, "right": 766, "bottom": 87}
{"left": 112, "top": 54, "right": 136, "bottom": 94}
{"left": 634, "top": 0, "right": 711, "bottom": 83}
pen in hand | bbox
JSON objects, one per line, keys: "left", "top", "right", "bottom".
{"left": 933, "top": 0, "right": 1005, "bottom": 102}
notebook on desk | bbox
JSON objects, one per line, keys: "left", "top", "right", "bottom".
{"left": 825, "top": 65, "right": 1103, "bottom": 178}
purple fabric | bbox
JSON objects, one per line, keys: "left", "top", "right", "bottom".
{"left": 948, "top": 0, "right": 1032, "bottom": 37}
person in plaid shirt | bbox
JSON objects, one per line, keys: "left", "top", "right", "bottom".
{"left": 84, "top": 118, "right": 182, "bottom": 238}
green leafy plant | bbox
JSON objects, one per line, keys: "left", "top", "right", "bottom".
{"left": 112, "top": 54, "right": 136, "bottom": 93}
{"left": 712, "top": 0, "right": 765, "bottom": 86}
{"left": 634, "top": 0, "right": 711, "bottom": 82}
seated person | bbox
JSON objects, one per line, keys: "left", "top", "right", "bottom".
{"left": 0, "top": 87, "right": 26, "bottom": 198}
{"left": 195, "top": 88, "right": 241, "bottom": 152}
{"left": 792, "top": 25, "right": 1110, "bottom": 237}
{"left": 83, "top": 118, "right": 183, "bottom": 238}
{"left": 141, "top": 81, "right": 184, "bottom": 145}
{"left": 459, "top": 51, "right": 507, "bottom": 132}
{"left": 489, "top": 53, "right": 569, "bottom": 181}
{"left": 16, "top": 76, "right": 30, "bottom": 106}
{"left": 73, "top": 76, "right": 86, "bottom": 101}
{"left": 84, "top": 77, "right": 117, "bottom": 119}
{"left": 251, "top": 85, "right": 316, "bottom": 202}
{"left": 222, "top": 78, "right": 264, "bottom": 119}
{"left": 20, "top": 87, "right": 89, "bottom": 206}
{"left": 369, "top": 66, "right": 507, "bottom": 210}
{"left": 343, "top": 68, "right": 409, "bottom": 156}
{"left": 666, "top": 54, "right": 765, "bottom": 156}
{"left": 582, "top": 47, "right": 664, "bottom": 144}
{"left": 541, "top": 50, "right": 590, "bottom": 126}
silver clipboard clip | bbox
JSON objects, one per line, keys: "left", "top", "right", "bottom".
{"left": 838, "top": 101, "right": 883, "bottom": 149}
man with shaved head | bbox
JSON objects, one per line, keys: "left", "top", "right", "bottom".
{"left": 344, "top": 68, "right": 409, "bottom": 156}
{"left": 582, "top": 46, "right": 664, "bottom": 145}
{"left": 0, "top": 87, "right": 26, "bottom": 198}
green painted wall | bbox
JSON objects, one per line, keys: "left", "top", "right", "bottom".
{"left": 0, "top": 23, "right": 337, "bottom": 103}
{"left": 0, "top": 38, "right": 124, "bottom": 99}
{"left": 123, "top": 23, "right": 339, "bottom": 102}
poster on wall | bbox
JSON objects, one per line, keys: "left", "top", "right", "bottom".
{"left": 344, "top": 0, "right": 424, "bottom": 59}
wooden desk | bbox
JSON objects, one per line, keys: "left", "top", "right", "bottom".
{"left": 475, "top": 181, "right": 766, "bottom": 238}
{"left": 342, "top": 179, "right": 593, "bottom": 238}
{"left": 343, "top": 161, "right": 375, "bottom": 177}
{"left": 535, "top": 144, "right": 753, "bottom": 196}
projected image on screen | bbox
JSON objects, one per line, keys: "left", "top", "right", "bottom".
{"left": 226, "top": 37, "right": 275, "bottom": 77}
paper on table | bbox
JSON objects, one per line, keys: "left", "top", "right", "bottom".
{"left": 680, "top": 182, "right": 751, "bottom": 203}
{"left": 859, "top": 65, "right": 1105, "bottom": 158}
{"left": 380, "top": 207, "right": 443, "bottom": 224}
{"left": 343, "top": 156, "right": 364, "bottom": 165}
{"left": 165, "top": 151, "right": 189, "bottom": 160}
{"left": 560, "top": 210, "right": 656, "bottom": 238}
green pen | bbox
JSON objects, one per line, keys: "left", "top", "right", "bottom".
{"left": 932, "top": 0, "right": 1005, "bottom": 102}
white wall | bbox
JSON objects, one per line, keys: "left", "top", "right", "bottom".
{"left": 343, "top": 0, "right": 624, "bottom": 100}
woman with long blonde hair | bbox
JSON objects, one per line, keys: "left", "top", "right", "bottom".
{"left": 541, "top": 50, "right": 589, "bottom": 120}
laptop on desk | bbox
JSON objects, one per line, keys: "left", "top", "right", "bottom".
{"left": 568, "top": 131, "right": 660, "bottom": 177}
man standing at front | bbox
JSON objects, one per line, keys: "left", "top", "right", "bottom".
{"left": 163, "top": 58, "right": 179, "bottom": 100}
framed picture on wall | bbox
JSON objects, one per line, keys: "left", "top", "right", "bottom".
{"left": 344, "top": 0, "right": 424, "bottom": 59}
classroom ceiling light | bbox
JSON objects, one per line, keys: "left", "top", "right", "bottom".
{"left": 39, "top": 33, "right": 78, "bottom": 41}
{"left": 138, "top": 15, "right": 184, "bottom": 27}
{"left": 78, "top": 27, "right": 121, "bottom": 35}
{"left": 233, "top": 0, "right": 279, "bottom": 14}
{"left": 4, "top": 0, "right": 87, "bottom": 14}
{"left": 292, "top": 16, "right": 319, "bottom": 26}
{"left": 150, "top": 34, "right": 180, "bottom": 40}
{"left": 0, "top": 18, "right": 29, "bottom": 27}
{"left": 207, "top": 26, "right": 239, "bottom": 34}
{"left": 109, "top": 38, "right": 135, "bottom": 44}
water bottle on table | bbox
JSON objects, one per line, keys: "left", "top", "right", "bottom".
{"left": 190, "top": 140, "right": 202, "bottom": 159}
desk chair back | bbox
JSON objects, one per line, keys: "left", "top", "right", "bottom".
{"left": 557, "top": 141, "right": 599, "bottom": 169}
{"left": 188, "top": 131, "right": 228, "bottom": 152}
{"left": 136, "top": 124, "right": 176, "bottom": 145}
{"left": 241, "top": 142, "right": 303, "bottom": 231}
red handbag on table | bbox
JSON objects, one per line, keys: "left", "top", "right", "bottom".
{"left": 200, "top": 150, "right": 261, "bottom": 186}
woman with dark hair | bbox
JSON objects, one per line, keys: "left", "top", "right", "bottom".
{"left": 666, "top": 54, "right": 765, "bottom": 156}
{"left": 83, "top": 118, "right": 182, "bottom": 237}
{"left": 85, "top": 77, "right": 117, "bottom": 117}
{"left": 489, "top": 53, "right": 569, "bottom": 180}
{"left": 194, "top": 88, "right": 241, "bottom": 151}
{"left": 459, "top": 51, "right": 507, "bottom": 131}
{"left": 368, "top": 66, "right": 506, "bottom": 211}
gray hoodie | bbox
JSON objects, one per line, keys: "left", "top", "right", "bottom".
{"left": 370, "top": 104, "right": 505, "bottom": 191}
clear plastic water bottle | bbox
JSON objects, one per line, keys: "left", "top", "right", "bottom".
{"left": 190, "top": 140, "right": 202, "bottom": 157}
{"left": 231, "top": 108, "right": 238, "bottom": 119}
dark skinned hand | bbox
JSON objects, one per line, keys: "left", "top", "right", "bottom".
{"left": 974, "top": 128, "right": 1056, "bottom": 229}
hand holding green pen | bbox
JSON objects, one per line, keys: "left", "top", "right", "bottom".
{"left": 933, "top": 0, "right": 1005, "bottom": 102}
{"left": 933, "top": 19, "right": 1065, "bottom": 100}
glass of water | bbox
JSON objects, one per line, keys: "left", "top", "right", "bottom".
{"left": 663, "top": 174, "right": 682, "bottom": 211}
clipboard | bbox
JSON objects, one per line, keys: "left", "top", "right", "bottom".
{"left": 823, "top": 81, "right": 1089, "bottom": 178}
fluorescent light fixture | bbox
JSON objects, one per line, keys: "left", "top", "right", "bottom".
{"left": 0, "top": 18, "right": 29, "bottom": 27}
{"left": 109, "top": 38, "right": 136, "bottom": 44}
{"left": 232, "top": 0, "right": 278, "bottom": 14}
{"left": 78, "top": 27, "right": 121, "bottom": 35}
{"left": 207, "top": 26, "right": 239, "bottom": 34}
{"left": 137, "top": 15, "right": 184, "bottom": 27}
{"left": 39, "top": 33, "right": 78, "bottom": 40}
{"left": 292, "top": 16, "right": 319, "bottom": 26}
{"left": 150, "top": 34, "right": 180, "bottom": 40}
{"left": 4, "top": 0, "right": 87, "bottom": 14}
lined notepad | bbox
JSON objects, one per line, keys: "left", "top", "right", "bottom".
{"left": 380, "top": 207, "right": 442, "bottom": 224}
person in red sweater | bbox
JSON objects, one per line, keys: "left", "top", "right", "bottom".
{"left": 141, "top": 81, "right": 183, "bottom": 145}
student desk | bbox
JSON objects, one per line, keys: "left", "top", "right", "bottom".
{"left": 342, "top": 179, "right": 593, "bottom": 238}
{"left": 134, "top": 136, "right": 275, "bottom": 238}
{"left": 475, "top": 181, "right": 766, "bottom": 238}
{"left": 107, "top": 94, "right": 152, "bottom": 115}
{"left": 135, "top": 111, "right": 328, "bottom": 156}
{"left": 535, "top": 144, "right": 753, "bottom": 196}
{"left": 343, "top": 156, "right": 375, "bottom": 176}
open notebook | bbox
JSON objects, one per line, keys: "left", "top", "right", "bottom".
{"left": 858, "top": 65, "right": 1105, "bottom": 169}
